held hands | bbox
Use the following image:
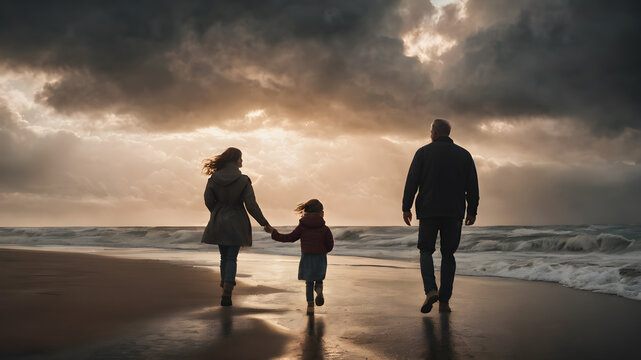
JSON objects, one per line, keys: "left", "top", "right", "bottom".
{"left": 402, "top": 211, "right": 412, "bottom": 226}
{"left": 263, "top": 225, "right": 274, "bottom": 233}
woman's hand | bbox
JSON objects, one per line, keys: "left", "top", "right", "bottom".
{"left": 263, "top": 225, "right": 274, "bottom": 233}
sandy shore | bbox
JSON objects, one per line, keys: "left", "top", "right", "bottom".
{"left": 2, "top": 248, "right": 641, "bottom": 359}
{"left": 0, "top": 249, "right": 281, "bottom": 358}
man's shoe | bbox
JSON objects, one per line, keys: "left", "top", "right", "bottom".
{"left": 439, "top": 302, "right": 452, "bottom": 313}
{"left": 421, "top": 290, "right": 439, "bottom": 313}
{"left": 314, "top": 283, "right": 324, "bottom": 306}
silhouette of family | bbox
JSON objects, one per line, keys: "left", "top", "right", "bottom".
{"left": 201, "top": 119, "right": 479, "bottom": 315}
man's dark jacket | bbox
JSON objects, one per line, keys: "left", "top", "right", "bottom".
{"left": 402, "top": 136, "right": 479, "bottom": 220}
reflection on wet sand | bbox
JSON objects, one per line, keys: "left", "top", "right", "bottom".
{"left": 195, "top": 307, "right": 292, "bottom": 359}
{"left": 423, "top": 313, "right": 456, "bottom": 360}
{"left": 302, "top": 316, "right": 326, "bottom": 360}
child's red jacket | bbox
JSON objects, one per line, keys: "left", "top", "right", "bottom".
{"left": 271, "top": 213, "right": 334, "bottom": 254}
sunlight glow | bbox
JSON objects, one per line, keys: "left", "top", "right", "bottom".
{"left": 403, "top": 32, "right": 457, "bottom": 63}
{"left": 479, "top": 121, "right": 515, "bottom": 133}
{"left": 401, "top": 1, "right": 467, "bottom": 64}
{"left": 245, "top": 109, "right": 266, "bottom": 118}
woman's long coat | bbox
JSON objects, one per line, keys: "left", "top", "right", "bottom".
{"left": 201, "top": 163, "right": 269, "bottom": 246}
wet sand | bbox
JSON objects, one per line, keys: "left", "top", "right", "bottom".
{"left": 2, "top": 248, "right": 641, "bottom": 359}
{"left": 0, "top": 249, "right": 283, "bottom": 358}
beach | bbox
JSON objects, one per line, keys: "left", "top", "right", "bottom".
{"left": 1, "top": 248, "right": 640, "bottom": 359}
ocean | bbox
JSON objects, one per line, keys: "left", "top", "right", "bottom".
{"left": 1, "top": 225, "right": 640, "bottom": 300}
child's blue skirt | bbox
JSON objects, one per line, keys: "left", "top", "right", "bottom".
{"left": 298, "top": 253, "right": 327, "bottom": 281}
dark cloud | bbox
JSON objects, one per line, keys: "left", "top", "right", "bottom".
{"left": 1, "top": 0, "right": 640, "bottom": 226}
{"left": 0, "top": 1, "right": 638, "bottom": 134}
{"left": 438, "top": 0, "right": 641, "bottom": 133}
{"left": 0, "top": 0, "right": 434, "bottom": 132}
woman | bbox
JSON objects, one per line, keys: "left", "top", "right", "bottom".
{"left": 201, "top": 147, "right": 271, "bottom": 306}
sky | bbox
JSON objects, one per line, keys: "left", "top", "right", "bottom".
{"left": 0, "top": 0, "right": 639, "bottom": 226}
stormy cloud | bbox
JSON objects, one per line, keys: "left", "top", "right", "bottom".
{"left": 0, "top": 0, "right": 435, "bottom": 132}
{"left": 1, "top": 0, "right": 638, "bottom": 134}
{"left": 0, "top": 1, "right": 639, "bottom": 226}
{"left": 435, "top": 0, "right": 641, "bottom": 133}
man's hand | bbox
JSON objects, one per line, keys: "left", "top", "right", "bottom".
{"left": 403, "top": 211, "right": 412, "bottom": 226}
{"left": 465, "top": 215, "right": 476, "bottom": 226}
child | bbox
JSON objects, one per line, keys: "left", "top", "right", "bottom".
{"left": 267, "top": 199, "right": 334, "bottom": 315}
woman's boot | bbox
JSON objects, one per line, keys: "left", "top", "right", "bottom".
{"left": 221, "top": 282, "right": 234, "bottom": 306}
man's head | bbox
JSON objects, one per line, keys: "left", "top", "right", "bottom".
{"left": 430, "top": 119, "right": 451, "bottom": 141}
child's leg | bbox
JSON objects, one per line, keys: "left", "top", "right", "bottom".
{"left": 306, "top": 281, "right": 315, "bottom": 315}
{"left": 305, "top": 281, "right": 315, "bottom": 302}
{"left": 314, "top": 281, "right": 324, "bottom": 306}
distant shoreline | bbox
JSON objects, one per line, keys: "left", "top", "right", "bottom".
{"left": 1, "top": 224, "right": 640, "bottom": 301}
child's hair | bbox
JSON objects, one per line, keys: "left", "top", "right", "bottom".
{"left": 295, "top": 199, "right": 324, "bottom": 214}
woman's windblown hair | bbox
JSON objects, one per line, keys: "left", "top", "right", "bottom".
{"left": 202, "top": 147, "right": 242, "bottom": 175}
{"left": 295, "top": 199, "right": 324, "bottom": 214}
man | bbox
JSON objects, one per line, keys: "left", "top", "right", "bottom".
{"left": 402, "top": 119, "right": 479, "bottom": 313}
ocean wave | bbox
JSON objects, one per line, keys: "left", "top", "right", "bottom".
{"left": 454, "top": 252, "right": 641, "bottom": 300}
{"left": 1, "top": 225, "right": 640, "bottom": 300}
{"left": 459, "top": 232, "right": 634, "bottom": 253}
{"left": 1, "top": 225, "right": 638, "bottom": 255}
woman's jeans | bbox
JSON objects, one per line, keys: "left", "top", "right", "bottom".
{"left": 218, "top": 245, "right": 240, "bottom": 285}
{"left": 418, "top": 217, "right": 462, "bottom": 303}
